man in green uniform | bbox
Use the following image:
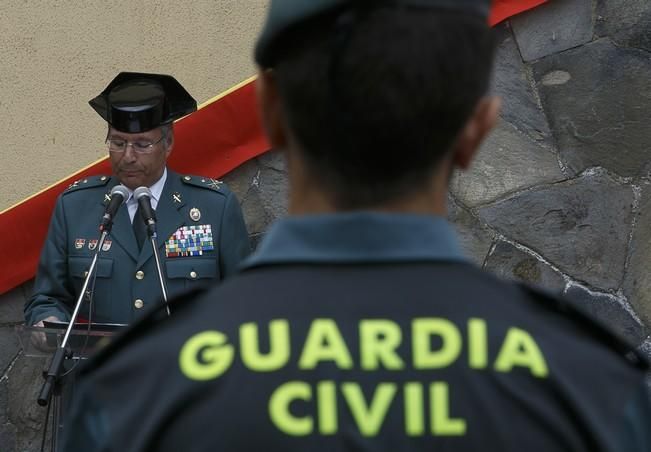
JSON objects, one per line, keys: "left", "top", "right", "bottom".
{"left": 64, "top": 2, "right": 650, "bottom": 451}
{"left": 25, "top": 72, "right": 250, "bottom": 326}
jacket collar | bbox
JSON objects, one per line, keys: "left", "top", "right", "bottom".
{"left": 242, "top": 212, "right": 468, "bottom": 269}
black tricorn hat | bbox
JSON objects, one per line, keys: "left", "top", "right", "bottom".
{"left": 89, "top": 72, "right": 197, "bottom": 133}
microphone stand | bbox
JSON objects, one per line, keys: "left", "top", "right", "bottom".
{"left": 37, "top": 227, "right": 111, "bottom": 451}
{"left": 38, "top": 229, "right": 111, "bottom": 405}
{"left": 145, "top": 221, "right": 171, "bottom": 316}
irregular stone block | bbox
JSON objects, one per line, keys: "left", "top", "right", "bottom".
{"left": 447, "top": 196, "right": 493, "bottom": 265}
{"left": 257, "top": 149, "right": 286, "bottom": 173}
{"left": 451, "top": 120, "right": 564, "bottom": 207}
{"left": 484, "top": 241, "right": 565, "bottom": 292}
{"left": 0, "top": 379, "right": 7, "bottom": 417}
{"left": 222, "top": 159, "right": 272, "bottom": 236}
{"left": 565, "top": 284, "right": 648, "bottom": 346}
{"left": 511, "top": 0, "right": 594, "bottom": 62}
{"left": 257, "top": 165, "right": 288, "bottom": 221}
{"left": 0, "top": 327, "right": 20, "bottom": 376}
{"left": 624, "top": 182, "right": 651, "bottom": 327}
{"left": 478, "top": 172, "right": 634, "bottom": 290}
{"left": 221, "top": 158, "right": 260, "bottom": 203}
{"left": 639, "top": 337, "right": 651, "bottom": 362}
{"left": 0, "top": 421, "right": 17, "bottom": 452}
{"left": 596, "top": 0, "right": 651, "bottom": 52}
{"left": 7, "top": 354, "right": 48, "bottom": 448}
{"left": 21, "top": 280, "right": 34, "bottom": 299}
{"left": 239, "top": 186, "right": 274, "bottom": 235}
{"left": 0, "top": 286, "right": 27, "bottom": 325}
{"left": 490, "top": 24, "right": 552, "bottom": 145}
{"left": 533, "top": 39, "right": 651, "bottom": 177}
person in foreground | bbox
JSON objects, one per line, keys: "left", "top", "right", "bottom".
{"left": 64, "top": 1, "right": 650, "bottom": 451}
{"left": 25, "top": 72, "right": 250, "bottom": 327}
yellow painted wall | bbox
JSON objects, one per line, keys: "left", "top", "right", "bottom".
{"left": 0, "top": 0, "right": 268, "bottom": 211}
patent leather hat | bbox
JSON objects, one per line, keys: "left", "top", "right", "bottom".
{"left": 89, "top": 72, "right": 197, "bottom": 133}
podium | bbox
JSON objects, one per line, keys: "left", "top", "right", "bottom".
{"left": 16, "top": 322, "right": 126, "bottom": 451}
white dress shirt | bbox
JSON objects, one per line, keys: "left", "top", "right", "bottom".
{"left": 126, "top": 168, "right": 167, "bottom": 223}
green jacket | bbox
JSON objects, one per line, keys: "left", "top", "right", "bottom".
{"left": 25, "top": 171, "right": 250, "bottom": 325}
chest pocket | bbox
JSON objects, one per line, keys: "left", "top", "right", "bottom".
{"left": 68, "top": 256, "right": 114, "bottom": 321}
{"left": 165, "top": 259, "right": 219, "bottom": 287}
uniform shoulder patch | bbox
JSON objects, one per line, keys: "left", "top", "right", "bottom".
{"left": 180, "top": 175, "right": 229, "bottom": 195}
{"left": 63, "top": 175, "right": 111, "bottom": 194}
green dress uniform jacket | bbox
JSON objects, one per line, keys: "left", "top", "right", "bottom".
{"left": 64, "top": 213, "right": 650, "bottom": 452}
{"left": 24, "top": 171, "right": 250, "bottom": 325}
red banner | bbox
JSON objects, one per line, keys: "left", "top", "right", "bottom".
{"left": 0, "top": 78, "right": 269, "bottom": 294}
{"left": 490, "top": 0, "right": 547, "bottom": 26}
{"left": 0, "top": 0, "right": 546, "bottom": 295}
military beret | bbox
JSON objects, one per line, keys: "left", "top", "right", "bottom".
{"left": 89, "top": 72, "right": 197, "bottom": 134}
{"left": 255, "top": 0, "right": 491, "bottom": 67}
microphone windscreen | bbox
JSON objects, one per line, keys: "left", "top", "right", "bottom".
{"left": 133, "top": 186, "right": 152, "bottom": 201}
{"left": 110, "top": 184, "right": 130, "bottom": 203}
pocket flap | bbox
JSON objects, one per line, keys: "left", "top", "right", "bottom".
{"left": 69, "top": 256, "right": 114, "bottom": 278}
{"left": 165, "top": 259, "right": 217, "bottom": 280}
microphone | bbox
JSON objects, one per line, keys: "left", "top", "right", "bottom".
{"left": 133, "top": 186, "right": 157, "bottom": 237}
{"left": 99, "top": 184, "right": 129, "bottom": 231}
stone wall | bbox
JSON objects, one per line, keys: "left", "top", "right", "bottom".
{"left": 1, "top": 1, "right": 650, "bottom": 450}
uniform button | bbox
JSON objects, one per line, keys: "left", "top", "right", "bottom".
{"left": 135, "top": 270, "right": 145, "bottom": 280}
{"left": 100, "top": 176, "right": 107, "bottom": 181}
{"left": 83, "top": 271, "right": 89, "bottom": 277}
{"left": 184, "top": 175, "right": 191, "bottom": 181}
{"left": 134, "top": 299, "right": 144, "bottom": 309}
{"left": 189, "top": 271, "right": 198, "bottom": 279}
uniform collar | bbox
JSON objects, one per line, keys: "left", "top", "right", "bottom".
{"left": 242, "top": 211, "right": 468, "bottom": 269}
{"left": 148, "top": 167, "right": 167, "bottom": 204}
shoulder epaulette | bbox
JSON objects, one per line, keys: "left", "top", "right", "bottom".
{"left": 516, "top": 282, "right": 650, "bottom": 370}
{"left": 63, "top": 175, "right": 111, "bottom": 194}
{"left": 180, "top": 175, "right": 229, "bottom": 195}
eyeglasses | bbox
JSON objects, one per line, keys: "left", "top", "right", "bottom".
{"left": 106, "top": 135, "right": 165, "bottom": 154}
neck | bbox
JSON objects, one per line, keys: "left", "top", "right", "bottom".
{"left": 287, "top": 154, "right": 450, "bottom": 216}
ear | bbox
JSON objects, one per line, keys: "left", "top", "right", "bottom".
{"left": 451, "top": 96, "right": 501, "bottom": 170}
{"left": 165, "top": 126, "right": 175, "bottom": 157}
{"left": 256, "top": 69, "right": 289, "bottom": 149}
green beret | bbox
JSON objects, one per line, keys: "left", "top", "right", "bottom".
{"left": 255, "top": 0, "right": 491, "bottom": 67}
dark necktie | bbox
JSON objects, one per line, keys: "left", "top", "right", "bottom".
{"left": 133, "top": 204, "right": 148, "bottom": 250}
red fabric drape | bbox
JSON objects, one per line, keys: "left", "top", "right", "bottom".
{"left": 0, "top": 81, "right": 268, "bottom": 294}
{"left": 490, "top": 0, "right": 547, "bottom": 26}
{"left": 0, "top": 0, "right": 547, "bottom": 295}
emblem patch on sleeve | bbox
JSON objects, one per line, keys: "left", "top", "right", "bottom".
{"left": 165, "top": 225, "right": 214, "bottom": 258}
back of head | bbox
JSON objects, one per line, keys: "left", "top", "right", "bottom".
{"left": 256, "top": 1, "right": 496, "bottom": 208}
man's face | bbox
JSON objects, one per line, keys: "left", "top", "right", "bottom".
{"left": 107, "top": 127, "right": 171, "bottom": 189}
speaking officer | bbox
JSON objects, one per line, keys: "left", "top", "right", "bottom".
{"left": 25, "top": 72, "right": 250, "bottom": 327}
{"left": 65, "top": 2, "right": 650, "bottom": 452}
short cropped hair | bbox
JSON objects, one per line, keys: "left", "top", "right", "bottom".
{"left": 273, "top": 7, "right": 496, "bottom": 208}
